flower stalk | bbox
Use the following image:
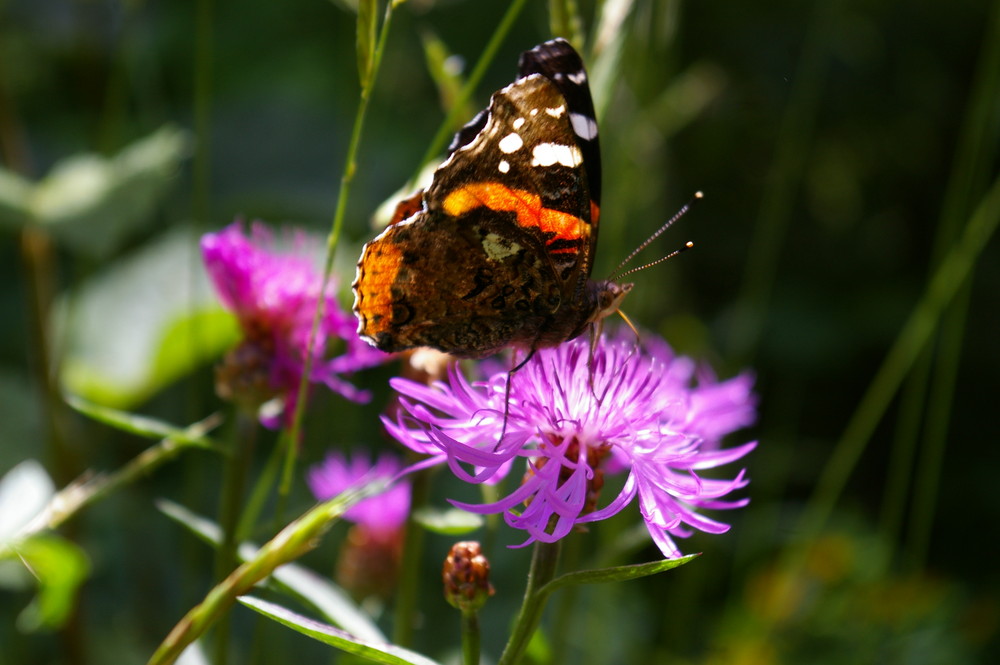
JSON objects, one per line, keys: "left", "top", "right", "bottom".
{"left": 281, "top": 0, "right": 397, "bottom": 499}
{"left": 212, "top": 410, "right": 257, "bottom": 665}
{"left": 497, "top": 541, "right": 561, "bottom": 665}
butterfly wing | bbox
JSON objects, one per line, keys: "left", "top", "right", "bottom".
{"left": 354, "top": 40, "right": 602, "bottom": 356}
{"left": 518, "top": 38, "right": 601, "bottom": 208}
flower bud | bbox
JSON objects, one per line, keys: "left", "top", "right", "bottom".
{"left": 442, "top": 541, "right": 494, "bottom": 612}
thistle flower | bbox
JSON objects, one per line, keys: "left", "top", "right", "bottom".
{"left": 307, "top": 451, "right": 411, "bottom": 535}
{"left": 308, "top": 451, "right": 411, "bottom": 599}
{"left": 201, "top": 221, "right": 389, "bottom": 426}
{"left": 385, "top": 333, "right": 757, "bottom": 559}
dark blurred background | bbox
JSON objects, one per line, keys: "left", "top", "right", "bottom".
{"left": 2, "top": 0, "right": 998, "bottom": 663}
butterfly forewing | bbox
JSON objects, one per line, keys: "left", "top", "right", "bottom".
{"left": 518, "top": 39, "right": 602, "bottom": 207}
{"left": 353, "top": 38, "right": 611, "bottom": 358}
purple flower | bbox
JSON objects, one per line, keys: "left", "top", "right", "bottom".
{"left": 201, "top": 221, "right": 389, "bottom": 426}
{"left": 308, "top": 451, "right": 411, "bottom": 599}
{"left": 308, "top": 451, "right": 411, "bottom": 534}
{"left": 384, "top": 332, "right": 757, "bottom": 559}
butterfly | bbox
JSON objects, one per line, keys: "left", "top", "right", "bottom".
{"left": 353, "top": 38, "right": 631, "bottom": 359}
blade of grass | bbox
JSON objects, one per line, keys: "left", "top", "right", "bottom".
{"left": 906, "top": 0, "right": 1000, "bottom": 570}
{"left": 413, "top": 0, "right": 530, "bottom": 176}
{"left": 147, "top": 477, "right": 388, "bottom": 665}
{"left": 238, "top": 596, "right": 441, "bottom": 665}
{"left": 799, "top": 172, "right": 1000, "bottom": 550}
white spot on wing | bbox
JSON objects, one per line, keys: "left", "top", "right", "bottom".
{"left": 568, "top": 70, "right": 587, "bottom": 85}
{"left": 531, "top": 142, "right": 583, "bottom": 168}
{"left": 530, "top": 108, "right": 539, "bottom": 116}
{"left": 545, "top": 105, "right": 566, "bottom": 118}
{"left": 570, "top": 112, "right": 598, "bottom": 140}
{"left": 498, "top": 132, "right": 524, "bottom": 153}
{"left": 513, "top": 117, "right": 525, "bottom": 130}
{"left": 498, "top": 160, "right": 510, "bottom": 173}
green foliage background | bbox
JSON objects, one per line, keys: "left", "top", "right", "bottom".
{"left": 1, "top": 0, "right": 998, "bottom": 663}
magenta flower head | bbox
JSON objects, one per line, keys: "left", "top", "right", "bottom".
{"left": 201, "top": 221, "right": 389, "bottom": 427}
{"left": 308, "top": 451, "right": 411, "bottom": 535}
{"left": 385, "top": 332, "right": 757, "bottom": 559}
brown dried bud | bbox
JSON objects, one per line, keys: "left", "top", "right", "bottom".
{"left": 335, "top": 524, "right": 405, "bottom": 601}
{"left": 442, "top": 541, "right": 494, "bottom": 612}
{"left": 214, "top": 333, "right": 279, "bottom": 414}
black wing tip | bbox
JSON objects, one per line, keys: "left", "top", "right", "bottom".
{"left": 518, "top": 38, "right": 582, "bottom": 73}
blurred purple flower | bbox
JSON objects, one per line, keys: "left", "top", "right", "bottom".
{"left": 307, "top": 451, "right": 411, "bottom": 535}
{"left": 308, "top": 451, "right": 411, "bottom": 599}
{"left": 385, "top": 333, "right": 757, "bottom": 559}
{"left": 201, "top": 221, "right": 389, "bottom": 426}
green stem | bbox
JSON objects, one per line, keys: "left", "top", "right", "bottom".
{"left": 392, "top": 466, "right": 431, "bottom": 646}
{"left": 907, "top": 282, "right": 968, "bottom": 569}
{"left": 414, "top": 0, "right": 530, "bottom": 175}
{"left": 213, "top": 411, "right": 258, "bottom": 665}
{"left": 2, "top": 414, "right": 221, "bottom": 552}
{"left": 279, "top": 0, "right": 397, "bottom": 503}
{"left": 550, "top": 533, "right": 581, "bottom": 665}
{"left": 461, "top": 610, "right": 482, "bottom": 665}
{"left": 497, "top": 541, "right": 561, "bottom": 665}
{"left": 238, "top": 429, "right": 286, "bottom": 542}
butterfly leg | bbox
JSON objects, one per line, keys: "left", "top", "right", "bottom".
{"left": 493, "top": 347, "right": 539, "bottom": 450}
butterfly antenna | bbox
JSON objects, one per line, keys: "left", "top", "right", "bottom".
{"left": 609, "top": 191, "right": 703, "bottom": 280}
{"left": 614, "top": 241, "right": 694, "bottom": 280}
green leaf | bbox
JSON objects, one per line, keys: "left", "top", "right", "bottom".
{"left": 29, "top": 125, "right": 190, "bottom": 258}
{"left": 148, "top": 309, "right": 240, "bottom": 395}
{"left": 4, "top": 534, "right": 90, "bottom": 632}
{"left": 418, "top": 31, "right": 473, "bottom": 127}
{"left": 65, "top": 395, "right": 219, "bottom": 450}
{"left": 538, "top": 554, "right": 700, "bottom": 596}
{"left": 238, "top": 596, "right": 442, "bottom": 665}
{"left": 356, "top": 0, "right": 377, "bottom": 88}
{"left": 548, "top": 0, "right": 584, "bottom": 49}
{"left": 647, "top": 63, "right": 727, "bottom": 138}
{"left": 148, "top": 479, "right": 392, "bottom": 664}
{"left": 589, "top": 0, "right": 636, "bottom": 117}
{"left": 55, "top": 225, "right": 240, "bottom": 409}
{"left": 157, "top": 499, "right": 386, "bottom": 642}
{"left": 412, "top": 505, "right": 483, "bottom": 535}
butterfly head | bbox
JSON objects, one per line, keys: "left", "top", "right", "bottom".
{"left": 589, "top": 280, "right": 634, "bottom": 324}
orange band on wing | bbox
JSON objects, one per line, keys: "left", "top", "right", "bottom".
{"left": 442, "top": 182, "right": 588, "bottom": 245}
